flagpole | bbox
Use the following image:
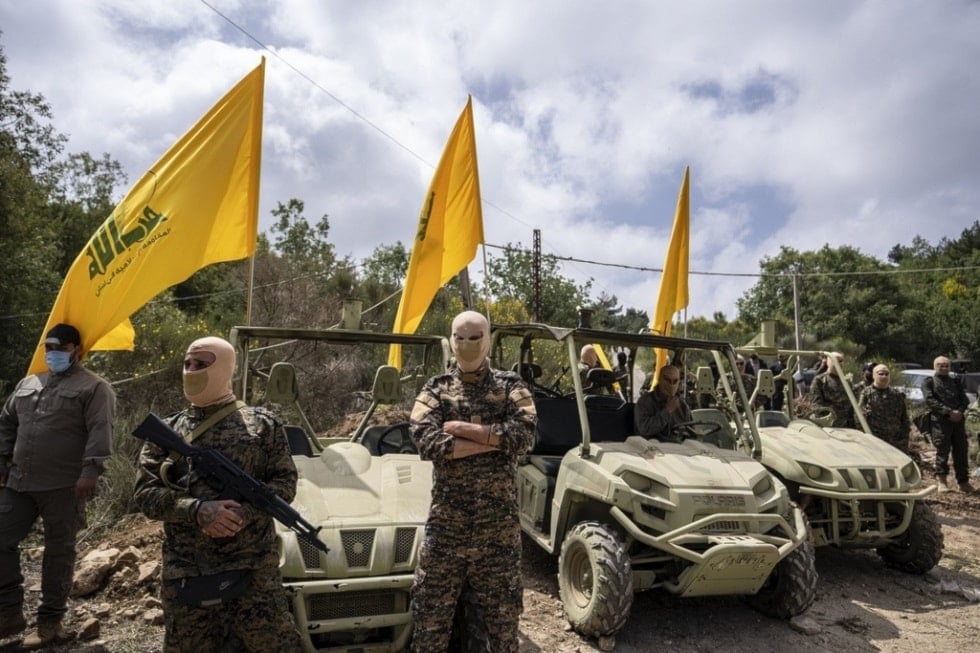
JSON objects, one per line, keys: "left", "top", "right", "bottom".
{"left": 246, "top": 254, "right": 255, "bottom": 326}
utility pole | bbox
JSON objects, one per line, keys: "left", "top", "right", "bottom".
{"left": 792, "top": 269, "right": 803, "bottom": 351}
{"left": 532, "top": 229, "right": 542, "bottom": 321}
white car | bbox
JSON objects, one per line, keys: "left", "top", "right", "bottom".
{"left": 893, "top": 369, "right": 934, "bottom": 411}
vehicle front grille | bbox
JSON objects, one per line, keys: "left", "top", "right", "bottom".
{"left": 699, "top": 520, "right": 742, "bottom": 533}
{"left": 341, "top": 529, "right": 376, "bottom": 568}
{"left": 300, "top": 537, "right": 322, "bottom": 569}
{"left": 309, "top": 590, "right": 397, "bottom": 620}
{"left": 394, "top": 527, "right": 416, "bottom": 564}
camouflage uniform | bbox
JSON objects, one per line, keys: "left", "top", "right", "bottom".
{"left": 409, "top": 362, "right": 536, "bottom": 653}
{"left": 808, "top": 373, "right": 856, "bottom": 428}
{"left": 924, "top": 375, "right": 970, "bottom": 484}
{"left": 715, "top": 372, "right": 763, "bottom": 413}
{"left": 133, "top": 403, "right": 301, "bottom": 653}
{"left": 858, "top": 385, "right": 911, "bottom": 452}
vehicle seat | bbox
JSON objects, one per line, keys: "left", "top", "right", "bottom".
{"left": 690, "top": 408, "right": 738, "bottom": 449}
{"left": 584, "top": 395, "right": 634, "bottom": 443}
{"left": 266, "top": 362, "right": 321, "bottom": 452}
{"left": 751, "top": 368, "right": 776, "bottom": 408}
{"left": 756, "top": 410, "right": 790, "bottom": 428}
{"left": 284, "top": 425, "right": 315, "bottom": 457}
{"left": 531, "top": 396, "right": 582, "bottom": 455}
{"left": 695, "top": 366, "right": 716, "bottom": 408}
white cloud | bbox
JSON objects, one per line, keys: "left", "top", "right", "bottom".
{"left": 1, "top": 0, "right": 978, "bottom": 323}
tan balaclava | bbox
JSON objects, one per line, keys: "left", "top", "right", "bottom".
{"left": 183, "top": 336, "right": 237, "bottom": 407}
{"left": 872, "top": 364, "right": 891, "bottom": 389}
{"left": 451, "top": 311, "right": 490, "bottom": 373}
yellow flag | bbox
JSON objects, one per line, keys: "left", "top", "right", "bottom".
{"left": 28, "top": 59, "right": 265, "bottom": 374}
{"left": 651, "top": 166, "right": 690, "bottom": 387}
{"left": 388, "top": 97, "right": 484, "bottom": 369}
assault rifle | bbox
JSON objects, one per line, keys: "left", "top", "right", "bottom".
{"left": 133, "top": 413, "right": 329, "bottom": 554}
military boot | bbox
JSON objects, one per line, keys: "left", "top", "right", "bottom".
{"left": 0, "top": 610, "right": 27, "bottom": 639}
{"left": 21, "top": 619, "right": 68, "bottom": 649}
{"left": 936, "top": 476, "right": 948, "bottom": 492}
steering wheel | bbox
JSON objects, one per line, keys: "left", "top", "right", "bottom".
{"left": 376, "top": 423, "right": 417, "bottom": 455}
{"left": 672, "top": 420, "right": 722, "bottom": 442}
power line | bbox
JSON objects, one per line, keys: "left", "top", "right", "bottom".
{"left": 482, "top": 242, "right": 980, "bottom": 279}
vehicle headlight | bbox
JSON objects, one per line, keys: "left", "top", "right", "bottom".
{"left": 901, "top": 461, "right": 920, "bottom": 484}
{"left": 801, "top": 462, "right": 831, "bottom": 483}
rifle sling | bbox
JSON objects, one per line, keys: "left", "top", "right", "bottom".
{"left": 160, "top": 400, "right": 247, "bottom": 490}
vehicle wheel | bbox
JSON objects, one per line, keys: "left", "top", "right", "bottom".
{"left": 877, "top": 502, "right": 944, "bottom": 574}
{"left": 558, "top": 521, "right": 633, "bottom": 638}
{"left": 746, "top": 530, "right": 817, "bottom": 618}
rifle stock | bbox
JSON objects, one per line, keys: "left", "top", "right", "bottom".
{"left": 134, "top": 413, "right": 329, "bottom": 554}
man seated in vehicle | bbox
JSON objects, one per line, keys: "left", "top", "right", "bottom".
{"left": 635, "top": 365, "right": 691, "bottom": 442}
{"left": 579, "top": 344, "right": 616, "bottom": 395}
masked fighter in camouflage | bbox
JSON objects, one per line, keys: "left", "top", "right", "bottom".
{"left": 858, "top": 364, "right": 911, "bottom": 454}
{"left": 133, "top": 336, "right": 301, "bottom": 652}
{"left": 409, "top": 311, "right": 537, "bottom": 652}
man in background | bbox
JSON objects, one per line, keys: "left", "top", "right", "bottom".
{"left": 0, "top": 323, "right": 115, "bottom": 648}
{"left": 924, "top": 356, "right": 972, "bottom": 493}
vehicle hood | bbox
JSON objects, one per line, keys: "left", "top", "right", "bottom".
{"left": 757, "top": 419, "right": 912, "bottom": 469}
{"left": 755, "top": 419, "right": 925, "bottom": 493}
{"left": 584, "top": 436, "right": 772, "bottom": 491}
{"left": 291, "top": 442, "right": 433, "bottom": 526}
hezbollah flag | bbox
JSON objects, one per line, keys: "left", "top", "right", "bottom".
{"left": 388, "top": 97, "right": 484, "bottom": 369}
{"left": 27, "top": 59, "right": 265, "bottom": 374}
{"left": 650, "top": 166, "right": 690, "bottom": 388}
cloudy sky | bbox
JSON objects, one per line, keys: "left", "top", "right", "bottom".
{"left": 1, "top": 0, "right": 977, "bottom": 322}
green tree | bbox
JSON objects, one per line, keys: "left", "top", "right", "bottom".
{"left": 483, "top": 243, "right": 592, "bottom": 326}
{"left": 0, "top": 44, "right": 66, "bottom": 391}
{"left": 736, "top": 245, "right": 911, "bottom": 361}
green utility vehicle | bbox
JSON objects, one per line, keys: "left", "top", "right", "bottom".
{"left": 230, "top": 322, "right": 449, "bottom": 653}
{"left": 491, "top": 323, "right": 817, "bottom": 640}
{"left": 729, "top": 326, "right": 942, "bottom": 574}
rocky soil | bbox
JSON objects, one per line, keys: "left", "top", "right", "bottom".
{"left": 2, "top": 450, "right": 978, "bottom": 653}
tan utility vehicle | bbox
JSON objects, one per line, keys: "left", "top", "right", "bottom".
{"left": 491, "top": 323, "right": 817, "bottom": 640}
{"left": 729, "top": 325, "right": 942, "bottom": 574}
{"left": 230, "top": 322, "right": 449, "bottom": 653}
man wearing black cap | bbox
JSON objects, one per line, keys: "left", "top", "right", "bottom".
{"left": 0, "top": 323, "right": 115, "bottom": 648}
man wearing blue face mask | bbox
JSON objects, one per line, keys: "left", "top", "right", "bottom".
{"left": 0, "top": 323, "right": 115, "bottom": 648}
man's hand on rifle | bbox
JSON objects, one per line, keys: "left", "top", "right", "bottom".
{"left": 196, "top": 499, "right": 247, "bottom": 538}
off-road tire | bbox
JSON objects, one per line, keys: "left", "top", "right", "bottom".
{"left": 558, "top": 521, "right": 633, "bottom": 637}
{"left": 877, "top": 502, "right": 944, "bottom": 574}
{"left": 746, "top": 532, "right": 817, "bottom": 618}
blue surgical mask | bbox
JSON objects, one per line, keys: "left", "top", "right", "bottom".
{"left": 45, "top": 350, "right": 73, "bottom": 374}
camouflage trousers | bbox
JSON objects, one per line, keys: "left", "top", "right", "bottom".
{"left": 932, "top": 421, "right": 970, "bottom": 483}
{"left": 161, "top": 565, "right": 301, "bottom": 653}
{"left": 411, "top": 518, "right": 523, "bottom": 653}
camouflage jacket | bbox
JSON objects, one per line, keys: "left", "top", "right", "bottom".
{"left": 924, "top": 375, "right": 969, "bottom": 420}
{"left": 132, "top": 402, "right": 297, "bottom": 580}
{"left": 808, "top": 373, "right": 855, "bottom": 427}
{"left": 858, "top": 386, "right": 910, "bottom": 446}
{"left": 410, "top": 363, "right": 536, "bottom": 525}
{"left": 715, "top": 372, "right": 763, "bottom": 412}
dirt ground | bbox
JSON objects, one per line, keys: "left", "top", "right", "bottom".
{"left": 2, "top": 458, "right": 978, "bottom": 653}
